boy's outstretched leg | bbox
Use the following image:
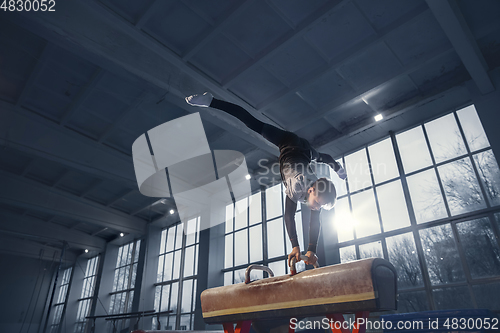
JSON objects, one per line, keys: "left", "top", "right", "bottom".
{"left": 185, "top": 92, "right": 288, "bottom": 147}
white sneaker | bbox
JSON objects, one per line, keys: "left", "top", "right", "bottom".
{"left": 336, "top": 167, "right": 347, "bottom": 180}
{"left": 185, "top": 92, "right": 213, "bottom": 107}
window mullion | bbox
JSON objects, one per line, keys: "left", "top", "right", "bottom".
{"left": 421, "top": 124, "right": 452, "bottom": 218}
{"left": 366, "top": 145, "right": 388, "bottom": 260}
{"left": 281, "top": 184, "right": 288, "bottom": 265}
{"left": 390, "top": 130, "right": 436, "bottom": 310}
{"left": 453, "top": 111, "right": 492, "bottom": 209}
{"left": 391, "top": 130, "right": 422, "bottom": 227}
{"left": 261, "top": 186, "right": 269, "bottom": 273}
{"left": 449, "top": 221, "right": 478, "bottom": 308}
{"left": 175, "top": 226, "right": 185, "bottom": 329}
{"left": 341, "top": 155, "right": 358, "bottom": 246}
{"left": 488, "top": 212, "right": 500, "bottom": 253}
{"left": 247, "top": 197, "right": 251, "bottom": 265}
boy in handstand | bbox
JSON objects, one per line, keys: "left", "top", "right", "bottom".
{"left": 186, "top": 92, "right": 346, "bottom": 267}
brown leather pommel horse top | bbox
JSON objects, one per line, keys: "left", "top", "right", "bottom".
{"left": 201, "top": 258, "right": 397, "bottom": 325}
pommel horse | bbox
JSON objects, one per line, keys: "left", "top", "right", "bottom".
{"left": 201, "top": 258, "right": 397, "bottom": 333}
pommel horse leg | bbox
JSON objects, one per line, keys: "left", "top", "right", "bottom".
{"left": 223, "top": 320, "right": 252, "bottom": 333}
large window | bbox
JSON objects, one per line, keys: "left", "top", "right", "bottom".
{"left": 219, "top": 104, "right": 500, "bottom": 312}
{"left": 50, "top": 267, "right": 73, "bottom": 333}
{"left": 154, "top": 218, "right": 200, "bottom": 330}
{"left": 224, "top": 188, "right": 304, "bottom": 285}
{"left": 108, "top": 240, "right": 141, "bottom": 330}
{"left": 332, "top": 105, "right": 500, "bottom": 312}
{"left": 74, "top": 256, "right": 99, "bottom": 333}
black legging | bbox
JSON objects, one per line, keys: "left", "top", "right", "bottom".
{"left": 209, "top": 99, "right": 340, "bottom": 172}
{"left": 210, "top": 99, "right": 288, "bottom": 147}
{"left": 210, "top": 98, "right": 324, "bottom": 253}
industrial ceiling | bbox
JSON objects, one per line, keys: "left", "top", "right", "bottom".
{"left": 0, "top": 0, "right": 499, "bottom": 261}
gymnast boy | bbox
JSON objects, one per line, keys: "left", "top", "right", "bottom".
{"left": 185, "top": 92, "right": 346, "bottom": 267}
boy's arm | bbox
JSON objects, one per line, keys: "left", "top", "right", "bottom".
{"left": 284, "top": 196, "right": 300, "bottom": 267}
{"left": 304, "top": 210, "right": 321, "bottom": 266}
{"left": 318, "top": 153, "right": 347, "bottom": 180}
{"left": 307, "top": 209, "right": 321, "bottom": 254}
{"left": 284, "top": 195, "right": 299, "bottom": 247}
{"left": 285, "top": 196, "right": 299, "bottom": 247}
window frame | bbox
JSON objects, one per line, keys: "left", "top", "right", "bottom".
{"left": 108, "top": 240, "right": 141, "bottom": 331}
{"left": 49, "top": 266, "right": 73, "bottom": 333}
{"left": 333, "top": 104, "right": 500, "bottom": 311}
{"left": 154, "top": 218, "right": 200, "bottom": 330}
{"left": 223, "top": 185, "right": 304, "bottom": 285}
{"left": 74, "top": 256, "right": 99, "bottom": 333}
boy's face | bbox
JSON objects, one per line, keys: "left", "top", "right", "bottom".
{"left": 305, "top": 187, "right": 329, "bottom": 211}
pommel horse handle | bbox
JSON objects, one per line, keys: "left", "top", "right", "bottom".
{"left": 290, "top": 254, "right": 319, "bottom": 275}
{"left": 244, "top": 265, "right": 274, "bottom": 284}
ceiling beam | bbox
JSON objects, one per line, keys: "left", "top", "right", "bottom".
{"left": 131, "top": 198, "right": 163, "bottom": 216}
{"left": 134, "top": 0, "right": 163, "bottom": 29}
{"left": 0, "top": 99, "right": 138, "bottom": 188}
{"left": 426, "top": 0, "right": 494, "bottom": 94}
{"left": 0, "top": 210, "right": 106, "bottom": 251}
{"left": 13, "top": 0, "right": 279, "bottom": 157}
{"left": 69, "top": 222, "right": 83, "bottom": 230}
{"left": 80, "top": 179, "right": 104, "bottom": 197}
{"left": 20, "top": 157, "right": 38, "bottom": 177}
{"left": 221, "top": 0, "right": 352, "bottom": 88}
{"left": 16, "top": 42, "right": 52, "bottom": 106}
{"left": 256, "top": 5, "right": 430, "bottom": 113}
{"left": 249, "top": 79, "right": 471, "bottom": 176}
{"left": 291, "top": 45, "right": 455, "bottom": 133}
{"left": 60, "top": 68, "right": 106, "bottom": 126}
{"left": 181, "top": 0, "right": 254, "bottom": 61}
{"left": 0, "top": 234, "right": 77, "bottom": 262}
{"left": 98, "top": 91, "right": 149, "bottom": 143}
{"left": 206, "top": 129, "right": 229, "bottom": 144}
{"left": 0, "top": 170, "right": 146, "bottom": 234}
{"left": 106, "top": 189, "right": 136, "bottom": 207}
{"left": 91, "top": 227, "right": 108, "bottom": 236}
{"left": 179, "top": 0, "right": 216, "bottom": 26}
{"left": 51, "top": 169, "right": 71, "bottom": 188}
{"left": 318, "top": 81, "right": 471, "bottom": 153}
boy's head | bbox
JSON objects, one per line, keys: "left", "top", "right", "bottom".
{"left": 305, "top": 178, "right": 337, "bottom": 211}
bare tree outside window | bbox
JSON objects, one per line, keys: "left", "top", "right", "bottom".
{"left": 339, "top": 245, "right": 356, "bottom": 263}
{"left": 472, "top": 282, "right": 500, "bottom": 310}
{"left": 398, "top": 291, "right": 429, "bottom": 313}
{"left": 420, "top": 225, "right": 465, "bottom": 285}
{"left": 386, "top": 233, "right": 424, "bottom": 289}
{"left": 474, "top": 150, "right": 500, "bottom": 206}
{"left": 359, "top": 241, "right": 383, "bottom": 259}
{"left": 420, "top": 131, "right": 499, "bottom": 216}
{"left": 438, "top": 157, "right": 486, "bottom": 215}
{"left": 407, "top": 169, "right": 447, "bottom": 223}
{"left": 433, "top": 286, "right": 473, "bottom": 310}
{"left": 456, "top": 218, "right": 500, "bottom": 278}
